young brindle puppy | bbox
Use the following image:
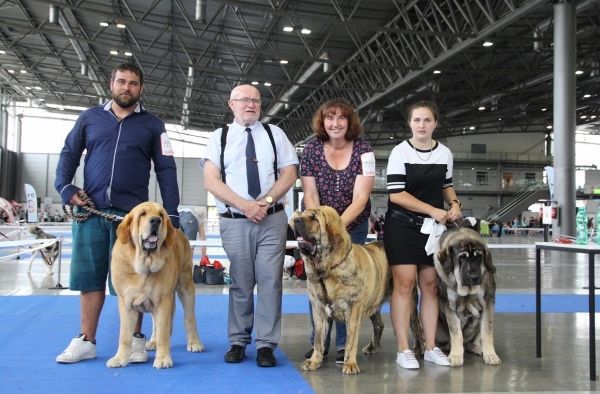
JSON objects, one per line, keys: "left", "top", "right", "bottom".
{"left": 293, "top": 206, "right": 394, "bottom": 374}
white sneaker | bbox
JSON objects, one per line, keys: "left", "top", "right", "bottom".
{"left": 396, "top": 349, "right": 419, "bottom": 369}
{"left": 424, "top": 347, "right": 450, "bottom": 366}
{"left": 129, "top": 334, "right": 149, "bottom": 363}
{"left": 56, "top": 334, "right": 96, "bottom": 363}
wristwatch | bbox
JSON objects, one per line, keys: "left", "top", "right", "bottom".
{"left": 265, "top": 195, "right": 274, "bottom": 205}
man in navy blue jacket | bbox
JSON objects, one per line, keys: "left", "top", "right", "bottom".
{"left": 54, "top": 63, "right": 180, "bottom": 364}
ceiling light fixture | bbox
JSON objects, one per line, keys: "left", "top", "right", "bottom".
{"left": 264, "top": 82, "right": 272, "bottom": 87}
{"left": 34, "top": 86, "right": 42, "bottom": 90}
{"left": 100, "top": 22, "right": 109, "bottom": 27}
{"left": 301, "top": 28, "right": 311, "bottom": 34}
{"left": 280, "top": 60, "right": 288, "bottom": 64}
{"left": 283, "top": 26, "right": 294, "bottom": 32}
{"left": 49, "top": 4, "right": 58, "bottom": 25}
{"left": 581, "top": 115, "right": 587, "bottom": 119}
{"left": 576, "top": 70, "right": 584, "bottom": 75}
{"left": 110, "top": 50, "right": 119, "bottom": 55}
{"left": 470, "top": 126, "right": 475, "bottom": 130}
{"left": 124, "top": 52, "right": 132, "bottom": 57}
{"left": 20, "top": 70, "right": 27, "bottom": 74}
{"left": 591, "top": 115, "right": 597, "bottom": 119}
{"left": 483, "top": 41, "right": 493, "bottom": 47}
{"left": 0, "top": 50, "right": 5, "bottom": 54}
{"left": 542, "top": 108, "right": 547, "bottom": 111}
{"left": 195, "top": 0, "right": 207, "bottom": 23}
{"left": 583, "top": 94, "right": 591, "bottom": 98}
{"left": 251, "top": 81, "right": 259, "bottom": 85}
{"left": 546, "top": 125, "right": 553, "bottom": 129}
{"left": 433, "top": 70, "right": 441, "bottom": 74}
{"left": 479, "top": 106, "right": 485, "bottom": 110}
{"left": 116, "top": 23, "right": 126, "bottom": 29}
{"left": 7, "top": 69, "right": 15, "bottom": 74}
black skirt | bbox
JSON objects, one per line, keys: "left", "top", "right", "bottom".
{"left": 383, "top": 209, "right": 434, "bottom": 266}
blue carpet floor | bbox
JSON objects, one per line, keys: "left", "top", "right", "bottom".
{"left": 0, "top": 295, "right": 314, "bottom": 394}
{"left": 281, "top": 293, "right": 600, "bottom": 314}
{"left": 1, "top": 293, "right": 598, "bottom": 393}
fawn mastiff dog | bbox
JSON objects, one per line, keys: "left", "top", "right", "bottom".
{"left": 431, "top": 226, "right": 501, "bottom": 366}
{"left": 106, "top": 202, "right": 204, "bottom": 369}
{"left": 292, "top": 206, "right": 392, "bottom": 374}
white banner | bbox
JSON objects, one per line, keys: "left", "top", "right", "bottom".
{"left": 544, "top": 166, "right": 555, "bottom": 202}
{"left": 24, "top": 184, "right": 38, "bottom": 223}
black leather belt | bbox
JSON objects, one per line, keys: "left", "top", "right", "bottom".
{"left": 219, "top": 203, "right": 284, "bottom": 219}
{"left": 389, "top": 209, "right": 426, "bottom": 226}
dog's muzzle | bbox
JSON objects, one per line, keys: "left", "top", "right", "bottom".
{"left": 293, "top": 218, "right": 317, "bottom": 256}
{"left": 142, "top": 216, "right": 161, "bottom": 251}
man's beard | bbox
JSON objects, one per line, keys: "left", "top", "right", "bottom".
{"left": 112, "top": 91, "right": 140, "bottom": 108}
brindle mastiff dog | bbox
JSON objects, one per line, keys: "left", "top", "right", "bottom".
{"left": 432, "top": 226, "right": 501, "bottom": 366}
{"left": 293, "top": 206, "right": 393, "bottom": 374}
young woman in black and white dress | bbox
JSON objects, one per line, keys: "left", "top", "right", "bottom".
{"left": 384, "top": 100, "right": 462, "bottom": 369}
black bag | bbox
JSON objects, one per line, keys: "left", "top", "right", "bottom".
{"left": 205, "top": 266, "right": 225, "bottom": 285}
{"left": 193, "top": 265, "right": 206, "bottom": 284}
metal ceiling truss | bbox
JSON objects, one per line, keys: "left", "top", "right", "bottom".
{"left": 0, "top": 0, "right": 598, "bottom": 148}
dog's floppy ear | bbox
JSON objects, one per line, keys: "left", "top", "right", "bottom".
{"left": 437, "top": 246, "right": 454, "bottom": 274}
{"left": 323, "top": 206, "right": 343, "bottom": 233}
{"left": 483, "top": 246, "right": 496, "bottom": 273}
{"left": 165, "top": 215, "right": 177, "bottom": 246}
{"left": 116, "top": 212, "right": 133, "bottom": 244}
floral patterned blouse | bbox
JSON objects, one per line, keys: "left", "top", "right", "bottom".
{"left": 300, "top": 137, "right": 373, "bottom": 233}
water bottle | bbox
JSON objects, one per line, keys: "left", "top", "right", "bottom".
{"left": 576, "top": 206, "right": 588, "bottom": 245}
{"left": 596, "top": 207, "right": 600, "bottom": 244}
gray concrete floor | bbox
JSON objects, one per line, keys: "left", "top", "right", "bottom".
{"left": 3, "top": 231, "right": 600, "bottom": 393}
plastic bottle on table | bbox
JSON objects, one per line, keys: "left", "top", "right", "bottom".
{"left": 576, "top": 206, "right": 588, "bottom": 245}
{"left": 596, "top": 207, "right": 600, "bottom": 244}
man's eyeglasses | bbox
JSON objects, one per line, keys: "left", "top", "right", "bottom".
{"left": 231, "top": 98, "right": 262, "bottom": 105}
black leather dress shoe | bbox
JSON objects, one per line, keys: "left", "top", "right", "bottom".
{"left": 304, "top": 348, "right": 328, "bottom": 359}
{"left": 224, "top": 345, "right": 245, "bottom": 363}
{"left": 256, "top": 347, "right": 276, "bottom": 367}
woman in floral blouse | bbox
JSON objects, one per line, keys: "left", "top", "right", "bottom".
{"left": 300, "top": 97, "right": 375, "bottom": 364}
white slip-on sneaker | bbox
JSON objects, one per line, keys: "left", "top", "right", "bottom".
{"left": 129, "top": 334, "right": 149, "bottom": 363}
{"left": 424, "top": 347, "right": 451, "bottom": 366}
{"left": 396, "top": 349, "right": 420, "bottom": 369}
{"left": 56, "top": 334, "right": 96, "bottom": 363}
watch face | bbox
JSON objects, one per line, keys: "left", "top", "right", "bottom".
{"left": 265, "top": 196, "right": 273, "bottom": 204}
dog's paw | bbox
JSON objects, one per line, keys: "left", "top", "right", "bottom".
{"left": 301, "top": 359, "right": 322, "bottom": 371}
{"left": 106, "top": 356, "right": 129, "bottom": 368}
{"left": 448, "top": 353, "right": 464, "bottom": 367}
{"left": 146, "top": 340, "right": 156, "bottom": 351}
{"left": 153, "top": 356, "right": 173, "bottom": 369}
{"left": 187, "top": 341, "right": 204, "bottom": 353}
{"left": 342, "top": 362, "right": 360, "bottom": 374}
{"left": 483, "top": 353, "right": 501, "bottom": 365}
{"left": 467, "top": 343, "right": 483, "bottom": 355}
{"left": 362, "top": 343, "right": 379, "bottom": 355}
